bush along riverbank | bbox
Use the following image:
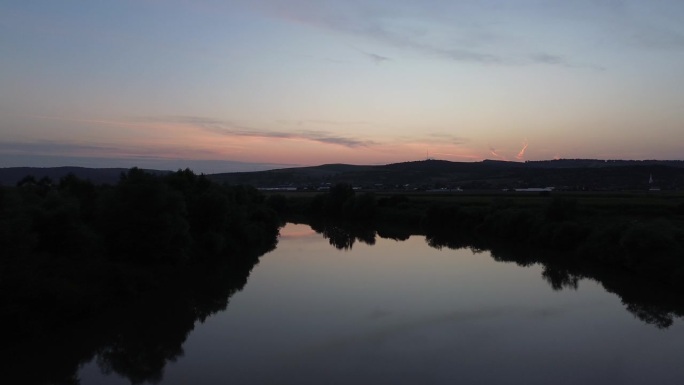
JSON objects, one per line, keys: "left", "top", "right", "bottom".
{"left": 277, "top": 183, "right": 684, "bottom": 290}
{"left": 0, "top": 168, "right": 281, "bottom": 344}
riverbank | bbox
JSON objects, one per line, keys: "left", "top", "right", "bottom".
{"left": 277, "top": 186, "right": 684, "bottom": 290}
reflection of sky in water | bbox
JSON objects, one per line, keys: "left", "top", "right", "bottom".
{"left": 80, "top": 223, "right": 684, "bottom": 385}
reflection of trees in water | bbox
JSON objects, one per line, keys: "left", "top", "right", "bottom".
{"left": 307, "top": 219, "right": 684, "bottom": 330}
{"left": 541, "top": 266, "right": 579, "bottom": 291}
{"left": 96, "top": 307, "right": 192, "bottom": 384}
{"left": 93, "top": 282, "right": 213, "bottom": 385}
{"left": 426, "top": 232, "right": 471, "bottom": 251}
{"left": 626, "top": 303, "right": 674, "bottom": 329}
{"left": 309, "top": 219, "right": 423, "bottom": 250}
{"left": 0, "top": 257, "right": 262, "bottom": 385}
{"left": 96, "top": 259, "right": 263, "bottom": 384}
{"left": 309, "top": 220, "right": 377, "bottom": 250}
{"left": 422, "top": 225, "right": 684, "bottom": 329}
{"left": 377, "top": 228, "right": 411, "bottom": 241}
{"left": 322, "top": 224, "right": 357, "bottom": 250}
{"left": 7, "top": 219, "right": 684, "bottom": 384}
{"left": 598, "top": 271, "right": 683, "bottom": 329}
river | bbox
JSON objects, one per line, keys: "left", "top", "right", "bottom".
{"left": 21, "top": 223, "right": 684, "bottom": 384}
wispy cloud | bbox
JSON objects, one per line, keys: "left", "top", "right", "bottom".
{"left": 31, "top": 115, "right": 161, "bottom": 130}
{"left": 246, "top": 1, "right": 505, "bottom": 64}
{"left": 0, "top": 140, "right": 115, "bottom": 156}
{"left": 531, "top": 0, "right": 684, "bottom": 53}
{"left": 428, "top": 133, "right": 470, "bottom": 146}
{"left": 489, "top": 145, "right": 506, "bottom": 161}
{"left": 249, "top": 0, "right": 684, "bottom": 70}
{"left": 10, "top": 114, "right": 484, "bottom": 165}
{"left": 351, "top": 46, "right": 391, "bottom": 64}
{"left": 141, "top": 115, "right": 376, "bottom": 148}
{"left": 363, "top": 51, "right": 391, "bottom": 64}
{"left": 529, "top": 52, "right": 566, "bottom": 65}
{"left": 516, "top": 139, "right": 529, "bottom": 160}
{"left": 243, "top": 1, "right": 601, "bottom": 68}
{"left": 0, "top": 138, "right": 302, "bottom": 172}
{"left": 527, "top": 52, "right": 606, "bottom": 70}
{"left": 0, "top": 139, "right": 224, "bottom": 159}
{"left": 627, "top": 22, "right": 684, "bottom": 51}
{"left": 276, "top": 119, "right": 370, "bottom": 126}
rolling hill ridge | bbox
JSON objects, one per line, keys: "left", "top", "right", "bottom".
{"left": 2, "top": 159, "right": 684, "bottom": 191}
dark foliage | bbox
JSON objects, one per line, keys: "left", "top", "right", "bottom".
{"left": 0, "top": 168, "right": 281, "bottom": 347}
{"left": 308, "top": 183, "right": 376, "bottom": 220}
{"left": 0, "top": 256, "right": 263, "bottom": 385}
{"left": 285, "top": 189, "right": 684, "bottom": 293}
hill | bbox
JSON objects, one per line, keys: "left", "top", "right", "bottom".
{"left": 2, "top": 159, "right": 684, "bottom": 191}
{"left": 208, "top": 159, "right": 684, "bottom": 191}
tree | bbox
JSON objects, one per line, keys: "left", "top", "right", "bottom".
{"left": 101, "top": 168, "right": 190, "bottom": 263}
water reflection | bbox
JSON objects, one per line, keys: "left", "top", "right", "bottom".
{"left": 0, "top": 257, "right": 263, "bottom": 385}
{"left": 309, "top": 220, "right": 376, "bottom": 250}
{"left": 2, "top": 221, "right": 684, "bottom": 385}
{"left": 541, "top": 265, "right": 580, "bottom": 291}
{"left": 306, "top": 219, "right": 684, "bottom": 329}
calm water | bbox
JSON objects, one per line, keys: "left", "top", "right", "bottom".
{"left": 77, "top": 223, "right": 684, "bottom": 385}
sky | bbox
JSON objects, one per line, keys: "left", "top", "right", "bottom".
{"left": 2, "top": 0, "right": 684, "bottom": 173}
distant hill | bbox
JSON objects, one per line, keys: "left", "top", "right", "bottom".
{"left": 0, "top": 167, "right": 169, "bottom": 186}
{"left": 3, "top": 159, "right": 684, "bottom": 190}
{"left": 208, "top": 159, "right": 684, "bottom": 191}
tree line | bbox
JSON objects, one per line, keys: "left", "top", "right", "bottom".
{"left": 0, "top": 168, "right": 282, "bottom": 344}
{"left": 280, "top": 183, "right": 684, "bottom": 290}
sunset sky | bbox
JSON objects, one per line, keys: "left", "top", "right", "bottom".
{"left": 2, "top": 0, "right": 684, "bottom": 172}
